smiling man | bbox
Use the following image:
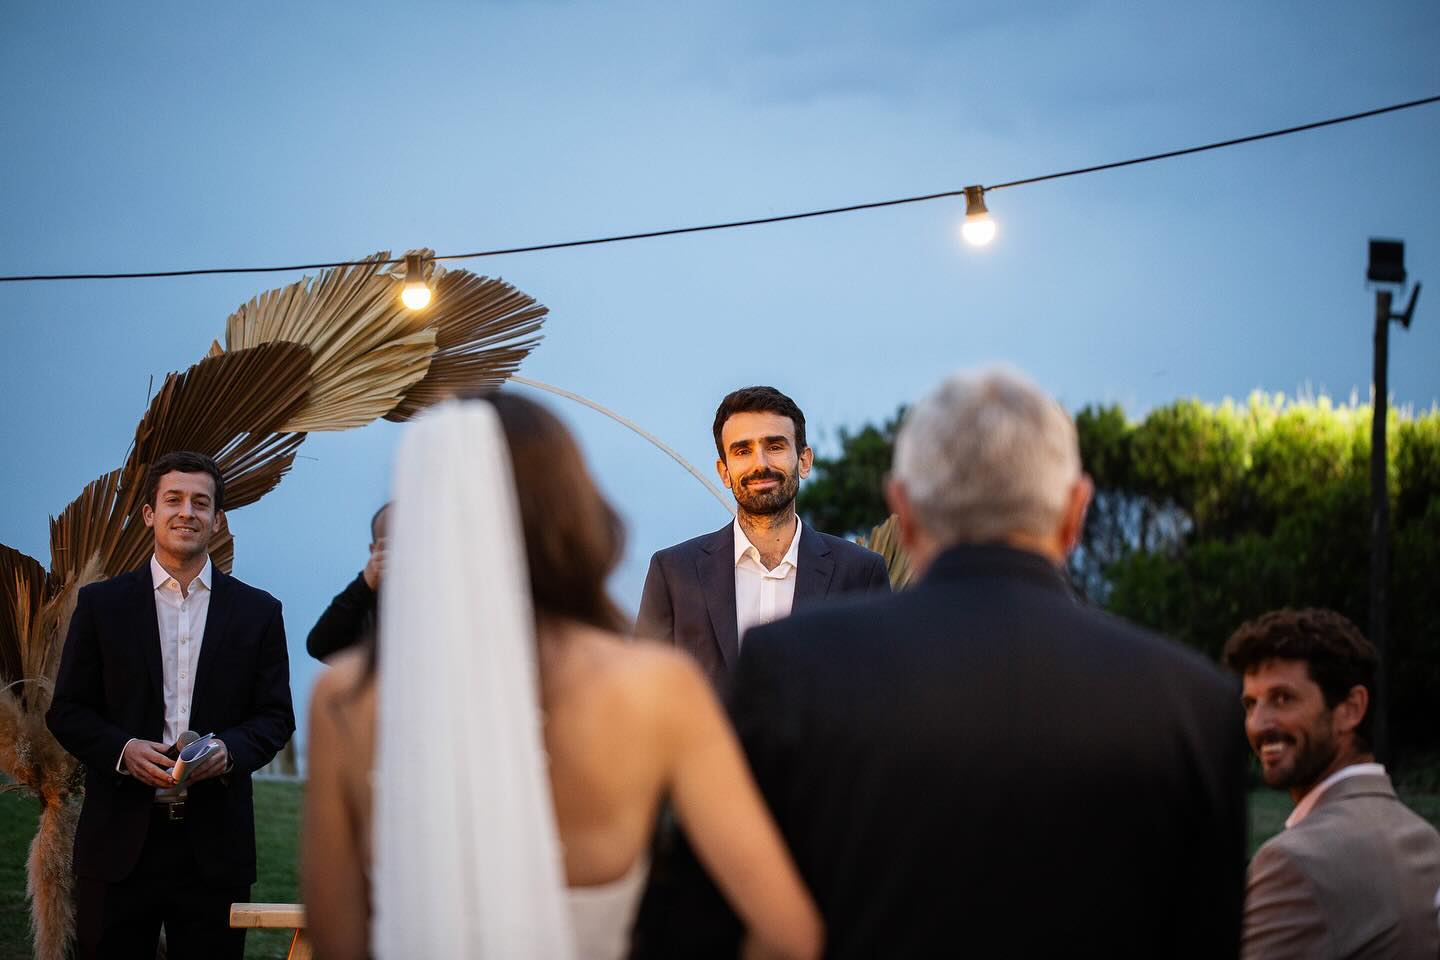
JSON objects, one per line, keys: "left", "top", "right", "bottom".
{"left": 48, "top": 451, "right": 295, "bottom": 960}
{"left": 636, "top": 385, "right": 889, "bottom": 686}
{"left": 1225, "top": 608, "right": 1440, "bottom": 959}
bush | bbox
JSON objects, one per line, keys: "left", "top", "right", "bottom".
{"left": 801, "top": 392, "right": 1440, "bottom": 756}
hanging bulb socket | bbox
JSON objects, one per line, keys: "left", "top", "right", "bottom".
{"left": 961, "top": 185, "right": 996, "bottom": 247}
{"left": 400, "top": 253, "right": 433, "bottom": 310}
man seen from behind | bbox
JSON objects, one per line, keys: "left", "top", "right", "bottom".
{"left": 711, "top": 366, "right": 1249, "bottom": 957}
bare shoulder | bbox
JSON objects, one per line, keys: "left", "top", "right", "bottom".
{"left": 599, "top": 636, "right": 718, "bottom": 741}
{"left": 310, "top": 649, "right": 370, "bottom": 709}
{"left": 614, "top": 631, "right": 706, "bottom": 688}
{"left": 557, "top": 626, "right": 710, "bottom": 708}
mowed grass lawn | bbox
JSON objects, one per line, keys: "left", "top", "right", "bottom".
{"left": 0, "top": 781, "right": 301, "bottom": 960}
{"left": 2, "top": 781, "right": 1439, "bottom": 958}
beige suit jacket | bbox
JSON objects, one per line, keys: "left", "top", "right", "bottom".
{"left": 1243, "top": 772, "right": 1440, "bottom": 959}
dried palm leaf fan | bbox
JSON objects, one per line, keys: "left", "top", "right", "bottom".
{"left": 225, "top": 249, "right": 545, "bottom": 428}
{"left": 858, "top": 514, "right": 915, "bottom": 590}
{"left": 385, "top": 267, "right": 546, "bottom": 418}
{"left": 227, "top": 255, "right": 435, "bottom": 431}
{"left": 47, "top": 343, "right": 312, "bottom": 590}
{"left": 0, "top": 252, "right": 547, "bottom": 960}
{"left": 0, "top": 545, "right": 51, "bottom": 706}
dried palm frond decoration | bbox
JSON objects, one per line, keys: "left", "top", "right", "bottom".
{"left": 387, "top": 270, "right": 546, "bottom": 419}
{"left": 0, "top": 251, "right": 545, "bottom": 960}
{"left": 858, "top": 514, "right": 914, "bottom": 590}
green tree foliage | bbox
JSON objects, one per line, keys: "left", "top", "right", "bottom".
{"left": 1076, "top": 393, "right": 1439, "bottom": 755}
{"left": 797, "top": 408, "right": 904, "bottom": 538}
{"left": 800, "top": 394, "right": 1440, "bottom": 754}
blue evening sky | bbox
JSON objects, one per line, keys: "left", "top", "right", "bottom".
{"left": 3, "top": 2, "right": 1437, "bottom": 746}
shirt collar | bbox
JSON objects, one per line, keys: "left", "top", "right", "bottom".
{"left": 733, "top": 515, "right": 803, "bottom": 569}
{"left": 150, "top": 554, "right": 213, "bottom": 594}
{"left": 1285, "top": 762, "right": 1385, "bottom": 829}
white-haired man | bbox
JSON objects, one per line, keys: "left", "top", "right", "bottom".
{"left": 643, "top": 367, "right": 1250, "bottom": 958}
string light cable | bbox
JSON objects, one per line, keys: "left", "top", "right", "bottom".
{"left": 1, "top": 93, "right": 1436, "bottom": 284}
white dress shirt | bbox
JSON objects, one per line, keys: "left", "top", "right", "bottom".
{"left": 734, "top": 516, "right": 802, "bottom": 647}
{"left": 152, "top": 554, "right": 213, "bottom": 746}
{"left": 116, "top": 556, "right": 213, "bottom": 794}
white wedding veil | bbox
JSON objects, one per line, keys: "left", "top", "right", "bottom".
{"left": 371, "top": 399, "right": 575, "bottom": 958}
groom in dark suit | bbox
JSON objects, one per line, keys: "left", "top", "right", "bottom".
{"left": 48, "top": 451, "right": 295, "bottom": 960}
{"left": 636, "top": 385, "right": 889, "bottom": 686}
{"left": 636, "top": 368, "right": 1248, "bottom": 958}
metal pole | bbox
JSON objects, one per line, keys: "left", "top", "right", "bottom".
{"left": 1369, "top": 289, "right": 1393, "bottom": 763}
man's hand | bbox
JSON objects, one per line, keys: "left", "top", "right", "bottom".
{"left": 122, "top": 739, "right": 178, "bottom": 788}
{"left": 363, "top": 539, "right": 386, "bottom": 591}
{"left": 184, "top": 738, "right": 230, "bottom": 784}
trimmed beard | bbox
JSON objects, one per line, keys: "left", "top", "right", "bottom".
{"left": 733, "top": 468, "right": 799, "bottom": 516}
{"left": 1257, "top": 724, "right": 1339, "bottom": 792}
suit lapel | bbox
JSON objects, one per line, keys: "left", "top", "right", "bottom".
{"left": 793, "top": 525, "right": 835, "bottom": 608}
{"left": 696, "top": 524, "right": 741, "bottom": 671}
{"left": 191, "top": 567, "right": 233, "bottom": 716}
{"left": 132, "top": 566, "right": 164, "bottom": 704}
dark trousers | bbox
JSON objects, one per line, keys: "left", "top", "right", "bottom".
{"left": 75, "top": 808, "right": 249, "bottom": 960}
{"left": 631, "top": 804, "right": 741, "bottom": 959}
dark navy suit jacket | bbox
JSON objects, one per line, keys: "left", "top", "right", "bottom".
{"left": 635, "top": 520, "right": 890, "bottom": 685}
{"left": 47, "top": 563, "right": 295, "bottom": 885}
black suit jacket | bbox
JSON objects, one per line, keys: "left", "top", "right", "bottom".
{"left": 637, "top": 544, "right": 1248, "bottom": 959}
{"left": 47, "top": 563, "right": 295, "bottom": 886}
{"left": 305, "top": 570, "right": 376, "bottom": 661}
{"left": 635, "top": 521, "right": 890, "bottom": 685}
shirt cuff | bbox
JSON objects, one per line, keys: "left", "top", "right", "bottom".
{"left": 116, "top": 737, "right": 139, "bottom": 774}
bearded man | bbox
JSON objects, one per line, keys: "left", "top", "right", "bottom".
{"left": 1226, "top": 608, "right": 1440, "bottom": 959}
{"left": 636, "top": 385, "right": 889, "bottom": 686}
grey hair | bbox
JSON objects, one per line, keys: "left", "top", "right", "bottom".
{"left": 892, "top": 366, "right": 1081, "bottom": 548}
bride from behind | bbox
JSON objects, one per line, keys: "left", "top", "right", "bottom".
{"left": 302, "top": 394, "right": 822, "bottom": 959}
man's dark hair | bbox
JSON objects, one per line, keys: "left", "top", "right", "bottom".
{"left": 1223, "top": 608, "right": 1378, "bottom": 749}
{"left": 370, "top": 502, "right": 391, "bottom": 542}
{"left": 712, "top": 386, "right": 807, "bottom": 461}
{"left": 144, "top": 451, "right": 225, "bottom": 512}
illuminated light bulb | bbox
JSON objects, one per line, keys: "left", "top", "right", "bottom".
{"left": 400, "top": 253, "right": 432, "bottom": 310}
{"left": 961, "top": 185, "right": 996, "bottom": 247}
{"left": 400, "top": 282, "right": 432, "bottom": 310}
{"left": 962, "top": 216, "right": 996, "bottom": 247}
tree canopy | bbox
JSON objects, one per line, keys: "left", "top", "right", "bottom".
{"left": 796, "top": 408, "right": 903, "bottom": 539}
{"left": 799, "top": 393, "right": 1440, "bottom": 755}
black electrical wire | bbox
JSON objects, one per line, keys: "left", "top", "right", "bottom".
{"left": 986, "top": 93, "right": 1440, "bottom": 192}
{"left": 2, "top": 94, "right": 1436, "bottom": 285}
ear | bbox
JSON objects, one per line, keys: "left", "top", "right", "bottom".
{"left": 798, "top": 445, "right": 814, "bottom": 479}
{"left": 1332, "top": 683, "right": 1370, "bottom": 738}
{"left": 1056, "top": 474, "right": 1093, "bottom": 557}
{"left": 211, "top": 509, "right": 224, "bottom": 535}
{"left": 716, "top": 457, "right": 734, "bottom": 491}
{"left": 885, "top": 477, "right": 919, "bottom": 552}
{"left": 142, "top": 503, "right": 156, "bottom": 529}
{"left": 887, "top": 477, "right": 939, "bottom": 576}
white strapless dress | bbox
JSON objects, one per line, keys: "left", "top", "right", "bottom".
{"left": 566, "top": 857, "right": 650, "bottom": 960}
